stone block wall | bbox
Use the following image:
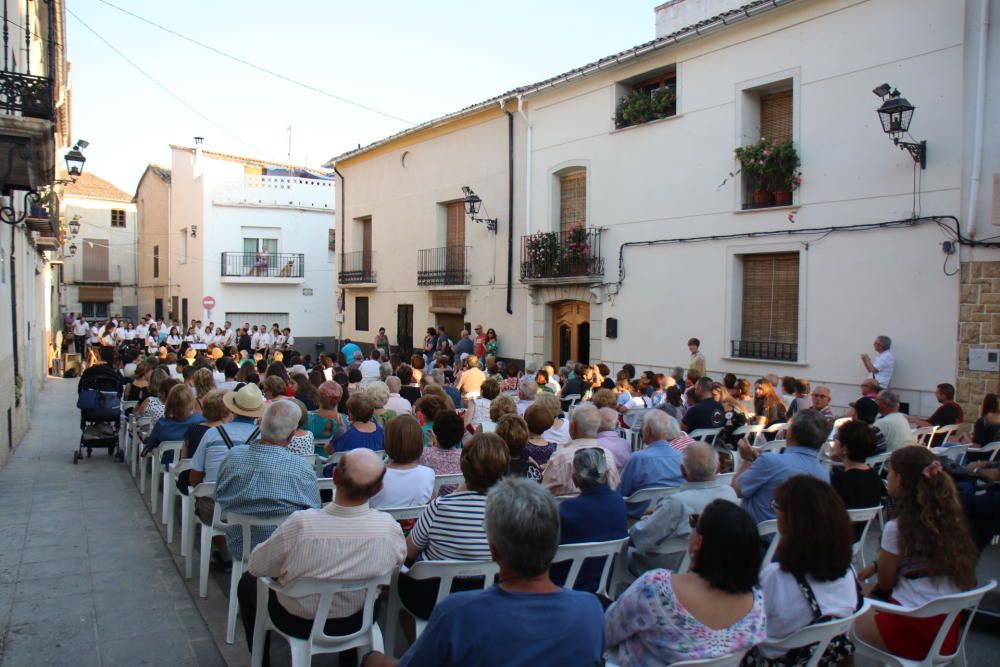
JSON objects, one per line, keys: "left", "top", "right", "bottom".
{"left": 957, "top": 261, "right": 1000, "bottom": 417}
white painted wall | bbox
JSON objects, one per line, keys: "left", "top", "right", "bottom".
{"left": 523, "top": 0, "right": 968, "bottom": 412}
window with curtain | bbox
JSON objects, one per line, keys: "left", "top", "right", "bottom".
{"left": 736, "top": 252, "right": 799, "bottom": 361}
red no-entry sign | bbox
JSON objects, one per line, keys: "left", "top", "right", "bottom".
{"left": 202, "top": 296, "right": 216, "bottom": 310}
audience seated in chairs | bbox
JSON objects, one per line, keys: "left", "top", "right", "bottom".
{"left": 629, "top": 442, "right": 738, "bottom": 575}
{"left": 399, "top": 432, "right": 509, "bottom": 621}
{"left": 144, "top": 383, "right": 204, "bottom": 466}
{"left": 495, "top": 414, "right": 542, "bottom": 482}
{"left": 332, "top": 394, "right": 385, "bottom": 453}
{"left": 829, "top": 420, "right": 885, "bottom": 536}
{"left": 238, "top": 448, "right": 405, "bottom": 667}
{"left": 734, "top": 410, "right": 831, "bottom": 523}
{"left": 552, "top": 448, "right": 628, "bottom": 595}
{"left": 618, "top": 410, "right": 685, "bottom": 517}
{"left": 370, "top": 415, "right": 435, "bottom": 509}
{"left": 605, "top": 499, "right": 767, "bottom": 666}
{"left": 747, "top": 475, "right": 861, "bottom": 665}
{"left": 362, "top": 477, "right": 606, "bottom": 667}
{"left": 854, "top": 446, "right": 980, "bottom": 661}
{"left": 542, "top": 404, "right": 621, "bottom": 497}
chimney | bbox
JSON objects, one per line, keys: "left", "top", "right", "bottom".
{"left": 655, "top": 0, "right": 748, "bottom": 38}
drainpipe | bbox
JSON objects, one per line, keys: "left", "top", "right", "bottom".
{"left": 333, "top": 166, "right": 345, "bottom": 346}
{"left": 500, "top": 100, "right": 514, "bottom": 314}
{"left": 10, "top": 223, "right": 20, "bottom": 404}
{"left": 517, "top": 95, "right": 532, "bottom": 236}
{"left": 964, "top": 0, "right": 990, "bottom": 241}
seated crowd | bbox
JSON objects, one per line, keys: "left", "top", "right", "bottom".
{"left": 85, "top": 329, "right": 1000, "bottom": 667}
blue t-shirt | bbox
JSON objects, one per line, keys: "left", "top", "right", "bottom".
{"left": 332, "top": 423, "right": 384, "bottom": 453}
{"left": 398, "top": 585, "right": 604, "bottom": 667}
{"left": 738, "top": 446, "right": 831, "bottom": 523}
{"left": 554, "top": 485, "right": 628, "bottom": 593}
{"left": 340, "top": 342, "right": 362, "bottom": 361}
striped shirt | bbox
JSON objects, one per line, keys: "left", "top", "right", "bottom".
{"left": 248, "top": 503, "right": 405, "bottom": 619}
{"left": 409, "top": 491, "right": 490, "bottom": 561}
{"left": 670, "top": 434, "right": 696, "bottom": 452}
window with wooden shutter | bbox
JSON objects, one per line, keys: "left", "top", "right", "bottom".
{"left": 82, "top": 238, "right": 109, "bottom": 281}
{"left": 355, "top": 296, "right": 369, "bottom": 332}
{"left": 559, "top": 170, "right": 586, "bottom": 233}
{"left": 736, "top": 252, "right": 799, "bottom": 361}
{"left": 111, "top": 209, "right": 126, "bottom": 228}
{"left": 760, "top": 89, "right": 792, "bottom": 144}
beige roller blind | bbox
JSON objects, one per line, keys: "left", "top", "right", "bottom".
{"left": 760, "top": 90, "right": 793, "bottom": 144}
{"left": 741, "top": 252, "right": 799, "bottom": 344}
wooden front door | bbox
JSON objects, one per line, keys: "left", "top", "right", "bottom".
{"left": 551, "top": 300, "right": 590, "bottom": 366}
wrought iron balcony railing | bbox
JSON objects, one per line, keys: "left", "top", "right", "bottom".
{"left": 417, "top": 246, "right": 470, "bottom": 286}
{"left": 0, "top": 70, "right": 53, "bottom": 120}
{"left": 730, "top": 339, "right": 798, "bottom": 362}
{"left": 221, "top": 252, "right": 304, "bottom": 278}
{"left": 339, "top": 250, "right": 376, "bottom": 284}
{"left": 520, "top": 227, "right": 603, "bottom": 282}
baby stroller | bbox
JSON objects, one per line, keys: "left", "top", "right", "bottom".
{"left": 75, "top": 364, "right": 124, "bottom": 463}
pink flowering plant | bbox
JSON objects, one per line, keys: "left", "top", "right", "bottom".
{"left": 524, "top": 227, "right": 591, "bottom": 277}
{"left": 734, "top": 138, "right": 802, "bottom": 192}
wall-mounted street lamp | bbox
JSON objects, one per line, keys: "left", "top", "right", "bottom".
{"left": 462, "top": 186, "right": 498, "bottom": 233}
{"left": 68, "top": 214, "right": 81, "bottom": 237}
{"left": 874, "top": 84, "right": 926, "bottom": 169}
{"left": 63, "top": 140, "right": 88, "bottom": 181}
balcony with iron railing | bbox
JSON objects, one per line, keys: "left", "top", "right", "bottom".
{"left": 70, "top": 263, "right": 123, "bottom": 285}
{"left": 339, "top": 250, "right": 376, "bottom": 286}
{"left": 0, "top": 69, "right": 54, "bottom": 121}
{"left": 520, "top": 227, "right": 604, "bottom": 284}
{"left": 220, "top": 252, "right": 305, "bottom": 284}
{"left": 211, "top": 175, "right": 335, "bottom": 211}
{"left": 730, "top": 339, "right": 799, "bottom": 363}
{"left": 417, "top": 246, "right": 470, "bottom": 287}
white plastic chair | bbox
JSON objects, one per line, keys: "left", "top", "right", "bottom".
{"left": 608, "top": 649, "right": 747, "bottom": 667}
{"left": 134, "top": 416, "right": 153, "bottom": 490}
{"left": 689, "top": 427, "right": 722, "bottom": 446}
{"left": 251, "top": 572, "right": 390, "bottom": 667}
{"left": 852, "top": 581, "right": 996, "bottom": 667}
{"left": 732, "top": 424, "right": 764, "bottom": 440}
{"left": 762, "top": 422, "right": 789, "bottom": 441}
{"left": 156, "top": 441, "right": 185, "bottom": 524}
{"left": 383, "top": 559, "right": 499, "bottom": 657}
{"left": 758, "top": 519, "right": 780, "bottom": 570}
{"left": 223, "top": 511, "right": 293, "bottom": 644}
{"left": 623, "top": 486, "right": 679, "bottom": 505}
{"left": 763, "top": 599, "right": 870, "bottom": 667}
{"left": 432, "top": 473, "right": 464, "bottom": 496}
{"left": 846, "top": 505, "right": 882, "bottom": 569}
{"left": 191, "top": 483, "right": 222, "bottom": 592}
{"left": 317, "top": 478, "right": 333, "bottom": 494}
{"left": 622, "top": 408, "right": 650, "bottom": 431}
{"left": 932, "top": 444, "right": 970, "bottom": 465}
{"left": 913, "top": 425, "right": 939, "bottom": 448}
{"left": 716, "top": 472, "right": 735, "bottom": 486}
{"left": 381, "top": 505, "right": 427, "bottom": 521}
{"left": 164, "top": 455, "right": 193, "bottom": 543}
{"left": 965, "top": 440, "right": 1000, "bottom": 462}
{"left": 550, "top": 537, "right": 628, "bottom": 595}
{"left": 562, "top": 393, "right": 582, "bottom": 415}
{"left": 754, "top": 439, "right": 787, "bottom": 454}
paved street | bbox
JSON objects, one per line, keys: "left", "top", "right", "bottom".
{"left": 0, "top": 377, "right": 226, "bottom": 667}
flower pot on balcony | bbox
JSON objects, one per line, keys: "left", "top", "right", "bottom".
{"left": 29, "top": 206, "right": 48, "bottom": 219}
{"left": 752, "top": 190, "right": 772, "bottom": 208}
{"left": 773, "top": 191, "right": 792, "bottom": 206}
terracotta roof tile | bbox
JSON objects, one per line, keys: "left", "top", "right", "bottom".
{"left": 62, "top": 172, "right": 133, "bottom": 203}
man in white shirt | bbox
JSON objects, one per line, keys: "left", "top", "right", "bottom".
{"left": 873, "top": 388, "right": 915, "bottom": 451}
{"left": 384, "top": 376, "right": 413, "bottom": 415}
{"left": 236, "top": 448, "right": 405, "bottom": 655}
{"left": 72, "top": 316, "right": 89, "bottom": 355}
{"left": 861, "top": 335, "right": 895, "bottom": 388}
{"left": 258, "top": 328, "right": 273, "bottom": 352}
{"left": 250, "top": 327, "right": 262, "bottom": 351}
{"left": 359, "top": 349, "right": 382, "bottom": 386}
{"left": 134, "top": 318, "right": 149, "bottom": 340}
{"left": 281, "top": 327, "right": 294, "bottom": 349}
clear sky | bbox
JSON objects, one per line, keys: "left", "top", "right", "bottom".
{"left": 66, "top": 0, "right": 658, "bottom": 192}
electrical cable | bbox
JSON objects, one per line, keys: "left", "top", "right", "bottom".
{"left": 611, "top": 214, "right": 999, "bottom": 288}
{"left": 94, "top": 0, "right": 416, "bottom": 125}
{"left": 67, "top": 8, "right": 279, "bottom": 160}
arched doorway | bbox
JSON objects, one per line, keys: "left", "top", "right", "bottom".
{"left": 551, "top": 300, "right": 590, "bottom": 366}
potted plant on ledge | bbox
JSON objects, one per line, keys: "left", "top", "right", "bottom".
{"left": 615, "top": 86, "right": 676, "bottom": 129}
{"left": 768, "top": 140, "right": 801, "bottom": 206}
{"left": 734, "top": 139, "right": 771, "bottom": 207}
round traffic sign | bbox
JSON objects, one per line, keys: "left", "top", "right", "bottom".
{"left": 202, "top": 296, "right": 216, "bottom": 309}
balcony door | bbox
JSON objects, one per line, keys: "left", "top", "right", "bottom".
{"left": 361, "top": 219, "right": 373, "bottom": 278}
{"left": 82, "top": 238, "right": 109, "bottom": 281}
{"left": 244, "top": 237, "right": 277, "bottom": 273}
{"left": 446, "top": 202, "right": 465, "bottom": 280}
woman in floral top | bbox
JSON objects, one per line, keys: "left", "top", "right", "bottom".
{"left": 605, "top": 500, "right": 767, "bottom": 667}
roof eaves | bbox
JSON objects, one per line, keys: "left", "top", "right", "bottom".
{"left": 325, "top": 0, "right": 799, "bottom": 167}
{"left": 171, "top": 144, "right": 332, "bottom": 174}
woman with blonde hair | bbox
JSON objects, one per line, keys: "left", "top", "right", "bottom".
{"left": 854, "top": 446, "right": 980, "bottom": 661}
{"left": 366, "top": 380, "right": 398, "bottom": 427}
{"left": 145, "top": 383, "right": 203, "bottom": 466}
{"left": 191, "top": 367, "right": 216, "bottom": 411}
{"left": 478, "top": 393, "right": 516, "bottom": 434}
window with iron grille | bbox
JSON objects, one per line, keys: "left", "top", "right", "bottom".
{"left": 111, "top": 209, "right": 126, "bottom": 228}
{"left": 733, "top": 252, "right": 799, "bottom": 362}
{"left": 328, "top": 229, "right": 336, "bottom": 252}
{"left": 355, "top": 296, "right": 369, "bottom": 332}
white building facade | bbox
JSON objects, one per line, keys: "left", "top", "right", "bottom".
{"left": 512, "top": 0, "right": 998, "bottom": 415}
{"left": 60, "top": 173, "right": 138, "bottom": 321}
{"left": 160, "top": 145, "right": 337, "bottom": 349}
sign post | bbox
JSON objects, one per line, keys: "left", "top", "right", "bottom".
{"left": 202, "top": 295, "right": 216, "bottom": 317}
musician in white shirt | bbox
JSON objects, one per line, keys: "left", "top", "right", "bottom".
{"left": 250, "top": 326, "right": 262, "bottom": 351}
{"left": 72, "top": 316, "right": 89, "bottom": 355}
{"left": 282, "top": 327, "right": 295, "bottom": 349}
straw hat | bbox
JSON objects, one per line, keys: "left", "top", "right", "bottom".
{"left": 223, "top": 383, "right": 265, "bottom": 418}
